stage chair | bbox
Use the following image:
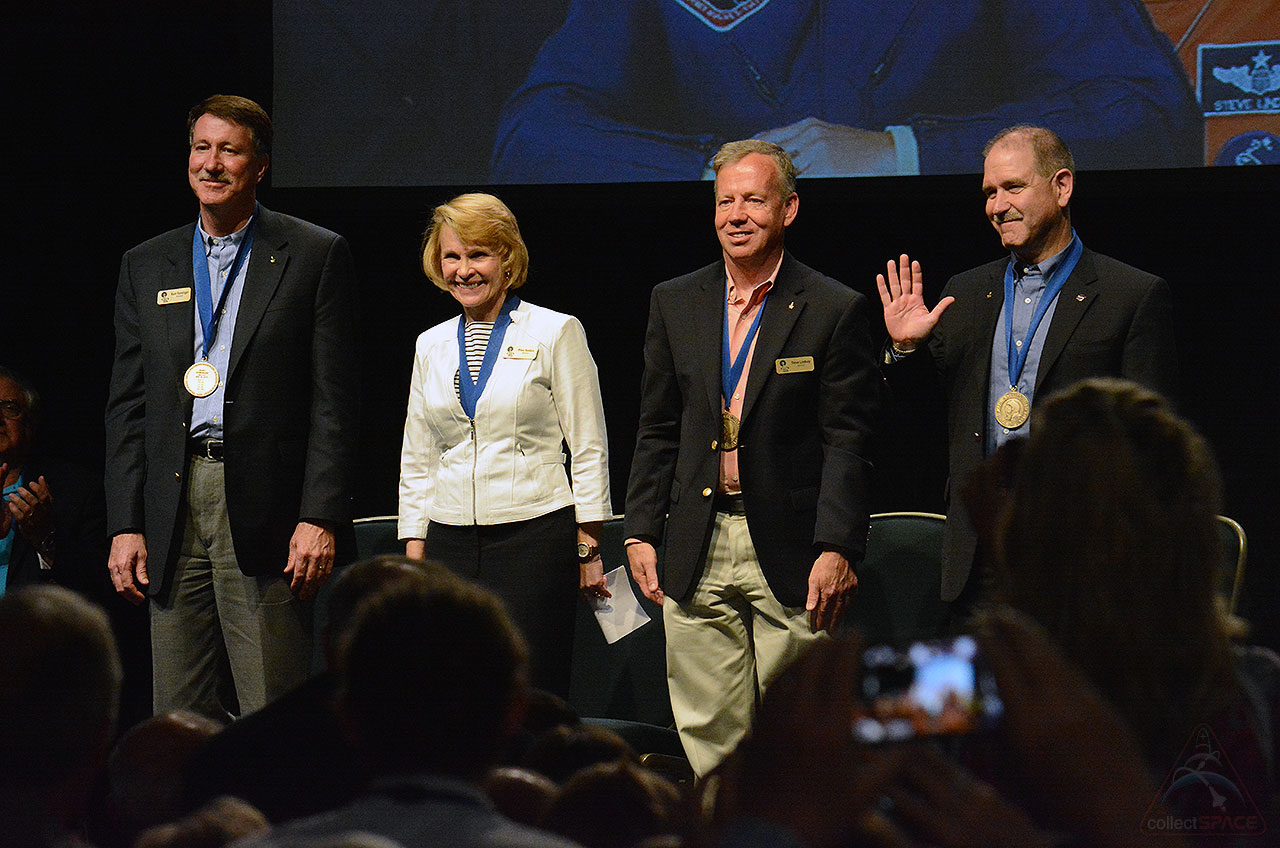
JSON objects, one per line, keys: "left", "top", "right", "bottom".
{"left": 1216, "top": 514, "right": 1247, "bottom": 617}
{"left": 569, "top": 516, "right": 673, "bottom": 728}
{"left": 352, "top": 514, "right": 401, "bottom": 560}
{"left": 842, "top": 511, "right": 949, "bottom": 647}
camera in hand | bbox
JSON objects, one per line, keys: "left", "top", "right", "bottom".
{"left": 852, "top": 634, "right": 1003, "bottom": 743}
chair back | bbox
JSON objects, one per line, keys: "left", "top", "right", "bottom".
{"left": 843, "top": 512, "right": 949, "bottom": 647}
{"left": 1216, "top": 515, "right": 1247, "bottom": 617}
{"left": 569, "top": 516, "right": 673, "bottom": 727}
{"left": 353, "top": 515, "right": 401, "bottom": 560}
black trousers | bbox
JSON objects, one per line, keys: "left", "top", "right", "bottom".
{"left": 423, "top": 506, "right": 578, "bottom": 697}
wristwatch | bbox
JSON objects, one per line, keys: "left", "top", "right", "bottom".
{"left": 576, "top": 542, "right": 601, "bottom": 563}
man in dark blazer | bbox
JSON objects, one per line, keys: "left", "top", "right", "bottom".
{"left": 878, "top": 125, "right": 1178, "bottom": 612}
{"left": 624, "top": 140, "right": 880, "bottom": 776}
{"left": 105, "top": 95, "right": 357, "bottom": 720}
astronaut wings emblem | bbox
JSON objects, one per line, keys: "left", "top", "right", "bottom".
{"left": 1213, "top": 49, "right": 1280, "bottom": 96}
{"left": 673, "top": 0, "right": 771, "bottom": 32}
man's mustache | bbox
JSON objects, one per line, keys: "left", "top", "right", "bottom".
{"left": 994, "top": 209, "right": 1024, "bottom": 224}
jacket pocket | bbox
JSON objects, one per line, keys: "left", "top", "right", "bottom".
{"left": 788, "top": 486, "right": 819, "bottom": 512}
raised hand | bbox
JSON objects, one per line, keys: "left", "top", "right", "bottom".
{"left": 876, "top": 254, "right": 954, "bottom": 350}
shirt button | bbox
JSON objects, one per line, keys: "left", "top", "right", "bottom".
{"left": 1015, "top": 340, "right": 1023, "bottom": 347}
{"left": 702, "top": 487, "right": 713, "bottom": 498}
{"left": 711, "top": 440, "right": 718, "bottom": 450}
{"left": 1024, "top": 297, "right": 1031, "bottom": 304}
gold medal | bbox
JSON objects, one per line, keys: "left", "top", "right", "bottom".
{"left": 720, "top": 410, "right": 740, "bottom": 451}
{"left": 184, "top": 361, "right": 220, "bottom": 398}
{"left": 994, "top": 389, "right": 1030, "bottom": 430}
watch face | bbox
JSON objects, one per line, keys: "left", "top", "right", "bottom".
{"left": 577, "top": 543, "right": 591, "bottom": 558}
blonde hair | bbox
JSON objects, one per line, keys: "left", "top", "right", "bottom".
{"left": 711, "top": 139, "right": 797, "bottom": 200}
{"left": 421, "top": 193, "right": 529, "bottom": 293}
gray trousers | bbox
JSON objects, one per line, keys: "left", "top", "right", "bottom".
{"left": 151, "top": 456, "right": 312, "bottom": 721}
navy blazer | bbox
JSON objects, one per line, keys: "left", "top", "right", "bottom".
{"left": 914, "top": 247, "right": 1179, "bottom": 600}
{"left": 105, "top": 206, "right": 358, "bottom": 590}
{"left": 625, "top": 253, "right": 880, "bottom": 606}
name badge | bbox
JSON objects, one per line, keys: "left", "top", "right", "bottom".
{"left": 503, "top": 345, "right": 538, "bottom": 360}
{"left": 775, "top": 356, "right": 814, "bottom": 374}
{"left": 157, "top": 287, "right": 192, "bottom": 305}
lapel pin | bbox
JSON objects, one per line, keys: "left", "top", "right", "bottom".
{"left": 1076, "top": 294, "right": 1087, "bottom": 301}
{"left": 986, "top": 291, "right": 993, "bottom": 299}
{"left": 269, "top": 256, "right": 276, "bottom": 264}
{"left": 788, "top": 301, "right": 794, "bottom": 310}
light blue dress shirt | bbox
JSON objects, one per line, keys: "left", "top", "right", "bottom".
{"left": 190, "top": 215, "right": 254, "bottom": 441}
{"left": 984, "top": 241, "right": 1072, "bottom": 456}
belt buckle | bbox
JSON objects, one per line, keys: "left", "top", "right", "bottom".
{"left": 201, "top": 438, "right": 224, "bottom": 461}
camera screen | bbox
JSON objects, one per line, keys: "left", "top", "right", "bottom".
{"left": 852, "top": 635, "right": 1003, "bottom": 743}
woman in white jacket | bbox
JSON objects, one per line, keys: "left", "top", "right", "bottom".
{"left": 399, "top": 193, "right": 612, "bottom": 696}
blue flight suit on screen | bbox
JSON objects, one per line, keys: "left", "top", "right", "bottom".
{"left": 491, "top": 0, "right": 1201, "bottom": 182}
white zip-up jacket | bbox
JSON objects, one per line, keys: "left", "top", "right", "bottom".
{"left": 398, "top": 299, "right": 612, "bottom": 538}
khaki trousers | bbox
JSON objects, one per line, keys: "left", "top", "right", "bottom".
{"left": 663, "top": 510, "right": 823, "bottom": 776}
{"left": 151, "top": 456, "right": 312, "bottom": 721}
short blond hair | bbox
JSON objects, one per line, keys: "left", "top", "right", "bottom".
{"left": 421, "top": 193, "right": 529, "bottom": 293}
{"left": 711, "top": 139, "right": 797, "bottom": 200}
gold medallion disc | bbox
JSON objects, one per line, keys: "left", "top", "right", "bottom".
{"left": 720, "top": 410, "right": 741, "bottom": 451}
{"left": 994, "top": 389, "right": 1030, "bottom": 429}
{"left": 184, "top": 361, "right": 220, "bottom": 398}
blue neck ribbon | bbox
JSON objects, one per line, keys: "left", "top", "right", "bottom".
{"left": 721, "top": 289, "right": 769, "bottom": 408}
{"left": 192, "top": 216, "right": 257, "bottom": 360}
{"left": 1002, "top": 233, "right": 1083, "bottom": 389}
{"left": 457, "top": 294, "right": 521, "bottom": 419}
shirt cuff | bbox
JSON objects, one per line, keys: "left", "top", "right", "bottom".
{"left": 883, "top": 340, "right": 915, "bottom": 365}
{"left": 884, "top": 125, "right": 920, "bottom": 176}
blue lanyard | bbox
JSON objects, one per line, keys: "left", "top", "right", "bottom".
{"left": 457, "top": 294, "right": 521, "bottom": 419}
{"left": 1003, "top": 233, "right": 1082, "bottom": 388}
{"left": 192, "top": 217, "right": 256, "bottom": 361}
{"left": 721, "top": 288, "right": 769, "bottom": 407}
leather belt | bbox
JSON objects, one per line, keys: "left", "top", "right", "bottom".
{"left": 190, "top": 437, "right": 224, "bottom": 461}
{"left": 713, "top": 491, "right": 746, "bottom": 515}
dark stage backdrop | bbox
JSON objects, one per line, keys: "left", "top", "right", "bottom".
{"left": 10, "top": 3, "right": 1280, "bottom": 648}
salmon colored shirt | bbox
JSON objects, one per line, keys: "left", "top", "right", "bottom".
{"left": 719, "top": 255, "right": 782, "bottom": 494}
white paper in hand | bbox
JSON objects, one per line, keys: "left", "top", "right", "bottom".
{"left": 591, "top": 565, "right": 651, "bottom": 644}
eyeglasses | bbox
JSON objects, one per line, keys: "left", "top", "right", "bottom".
{"left": 0, "top": 400, "right": 26, "bottom": 420}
